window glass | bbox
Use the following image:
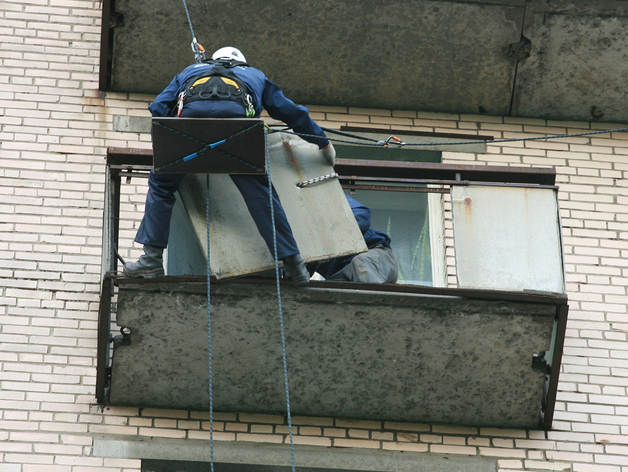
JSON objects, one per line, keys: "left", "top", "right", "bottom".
{"left": 343, "top": 188, "right": 432, "bottom": 286}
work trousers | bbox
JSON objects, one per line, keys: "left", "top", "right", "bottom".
{"left": 135, "top": 171, "right": 300, "bottom": 260}
{"left": 325, "top": 246, "right": 398, "bottom": 284}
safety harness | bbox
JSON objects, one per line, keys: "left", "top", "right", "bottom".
{"left": 178, "top": 60, "right": 256, "bottom": 118}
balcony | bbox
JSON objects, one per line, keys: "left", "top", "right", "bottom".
{"left": 97, "top": 132, "right": 567, "bottom": 430}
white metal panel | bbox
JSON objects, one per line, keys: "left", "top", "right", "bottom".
{"left": 451, "top": 185, "right": 565, "bottom": 293}
{"left": 177, "top": 132, "right": 367, "bottom": 279}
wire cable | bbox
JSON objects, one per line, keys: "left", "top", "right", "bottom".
{"left": 270, "top": 126, "right": 628, "bottom": 148}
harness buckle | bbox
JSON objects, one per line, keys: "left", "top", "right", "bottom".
{"left": 245, "top": 95, "right": 255, "bottom": 118}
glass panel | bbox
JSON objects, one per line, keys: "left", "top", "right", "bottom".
{"left": 344, "top": 188, "right": 432, "bottom": 286}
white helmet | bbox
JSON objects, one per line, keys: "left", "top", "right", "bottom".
{"left": 211, "top": 47, "right": 246, "bottom": 63}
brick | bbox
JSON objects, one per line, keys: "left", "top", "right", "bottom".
{"left": 371, "top": 431, "right": 394, "bottom": 441}
{"left": 573, "top": 464, "right": 621, "bottom": 472}
{"left": 138, "top": 427, "right": 185, "bottom": 439}
{"left": 432, "top": 444, "right": 478, "bottom": 455}
{"left": 333, "top": 438, "right": 380, "bottom": 449}
{"left": 384, "top": 421, "right": 430, "bottom": 432}
{"left": 238, "top": 413, "right": 285, "bottom": 424}
{"left": 292, "top": 435, "right": 331, "bottom": 447}
{"left": 4, "top": 453, "right": 54, "bottom": 464}
{"left": 291, "top": 415, "right": 333, "bottom": 426}
{"left": 298, "top": 426, "right": 321, "bottom": 436}
{"left": 250, "top": 425, "right": 273, "bottom": 434}
{"left": 236, "top": 433, "right": 283, "bottom": 444}
{"left": 22, "top": 466, "right": 71, "bottom": 472}
{"left": 383, "top": 442, "right": 429, "bottom": 452}
{"left": 479, "top": 447, "right": 526, "bottom": 458}
{"left": 187, "top": 430, "right": 236, "bottom": 441}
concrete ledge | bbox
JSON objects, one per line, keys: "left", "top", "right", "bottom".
{"left": 92, "top": 435, "right": 497, "bottom": 472}
{"left": 114, "top": 116, "right": 151, "bottom": 134}
{"left": 107, "top": 281, "right": 554, "bottom": 429}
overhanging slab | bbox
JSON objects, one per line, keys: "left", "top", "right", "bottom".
{"left": 101, "top": 0, "right": 628, "bottom": 123}
{"left": 106, "top": 279, "right": 563, "bottom": 429}
{"left": 105, "top": 0, "right": 524, "bottom": 115}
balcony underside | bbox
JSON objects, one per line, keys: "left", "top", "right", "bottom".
{"left": 103, "top": 277, "right": 566, "bottom": 430}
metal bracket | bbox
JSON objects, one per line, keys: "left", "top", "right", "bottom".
{"left": 532, "top": 351, "right": 550, "bottom": 374}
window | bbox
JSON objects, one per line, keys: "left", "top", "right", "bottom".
{"left": 341, "top": 187, "right": 444, "bottom": 286}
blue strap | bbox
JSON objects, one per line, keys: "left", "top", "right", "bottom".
{"left": 182, "top": 139, "right": 226, "bottom": 162}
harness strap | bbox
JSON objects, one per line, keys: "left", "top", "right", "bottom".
{"left": 182, "top": 63, "right": 255, "bottom": 117}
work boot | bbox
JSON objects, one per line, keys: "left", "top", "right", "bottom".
{"left": 123, "top": 245, "right": 165, "bottom": 278}
{"left": 282, "top": 254, "right": 310, "bottom": 287}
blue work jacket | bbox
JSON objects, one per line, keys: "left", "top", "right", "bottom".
{"left": 316, "top": 195, "right": 392, "bottom": 279}
{"left": 148, "top": 62, "right": 329, "bottom": 149}
{"left": 346, "top": 195, "right": 391, "bottom": 250}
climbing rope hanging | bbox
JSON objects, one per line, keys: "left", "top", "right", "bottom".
{"left": 266, "top": 127, "right": 297, "bottom": 472}
{"left": 178, "top": 4, "right": 296, "bottom": 469}
{"left": 181, "top": 0, "right": 206, "bottom": 63}
{"left": 205, "top": 175, "right": 215, "bottom": 472}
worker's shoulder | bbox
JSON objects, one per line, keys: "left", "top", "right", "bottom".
{"left": 177, "top": 63, "right": 213, "bottom": 80}
{"left": 232, "top": 65, "right": 265, "bottom": 80}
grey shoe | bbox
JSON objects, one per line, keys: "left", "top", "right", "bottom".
{"left": 123, "top": 245, "right": 165, "bottom": 278}
{"left": 282, "top": 254, "right": 310, "bottom": 287}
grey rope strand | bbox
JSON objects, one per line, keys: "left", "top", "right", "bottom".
{"left": 181, "top": 0, "right": 205, "bottom": 63}
{"left": 266, "top": 130, "right": 297, "bottom": 472}
{"left": 270, "top": 126, "right": 628, "bottom": 148}
{"left": 206, "top": 174, "right": 215, "bottom": 472}
{"left": 181, "top": 0, "right": 196, "bottom": 40}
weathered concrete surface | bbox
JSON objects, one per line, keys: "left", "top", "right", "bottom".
{"left": 106, "top": 0, "right": 628, "bottom": 123}
{"left": 109, "top": 0, "right": 524, "bottom": 116}
{"left": 108, "top": 281, "right": 555, "bottom": 429}
{"left": 93, "top": 435, "right": 498, "bottom": 471}
{"left": 513, "top": 0, "right": 628, "bottom": 122}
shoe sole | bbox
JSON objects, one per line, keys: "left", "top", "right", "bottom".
{"left": 122, "top": 268, "right": 165, "bottom": 278}
{"left": 291, "top": 274, "right": 310, "bottom": 287}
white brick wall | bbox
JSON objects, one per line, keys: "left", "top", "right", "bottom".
{"left": 1, "top": 1, "right": 628, "bottom": 471}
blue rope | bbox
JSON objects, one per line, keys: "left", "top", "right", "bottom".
{"left": 270, "top": 126, "right": 628, "bottom": 148}
{"left": 266, "top": 129, "right": 297, "bottom": 472}
{"left": 206, "top": 174, "right": 215, "bottom": 472}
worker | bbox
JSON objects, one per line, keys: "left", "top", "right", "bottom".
{"left": 314, "top": 195, "right": 398, "bottom": 283}
{"left": 124, "top": 47, "right": 336, "bottom": 286}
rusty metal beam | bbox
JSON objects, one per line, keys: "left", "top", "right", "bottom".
{"left": 96, "top": 273, "right": 114, "bottom": 404}
{"left": 543, "top": 302, "right": 569, "bottom": 430}
{"left": 106, "top": 147, "right": 557, "bottom": 185}
{"left": 113, "top": 274, "right": 567, "bottom": 306}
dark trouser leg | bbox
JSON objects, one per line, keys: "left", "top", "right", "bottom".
{"left": 230, "top": 174, "right": 300, "bottom": 260}
{"left": 326, "top": 246, "right": 399, "bottom": 283}
{"left": 135, "top": 170, "right": 186, "bottom": 248}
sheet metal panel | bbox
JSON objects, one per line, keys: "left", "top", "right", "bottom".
{"left": 175, "top": 132, "right": 367, "bottom": 279}
{"left": 451, "top": 185, "right": 565, "bottom": 293}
